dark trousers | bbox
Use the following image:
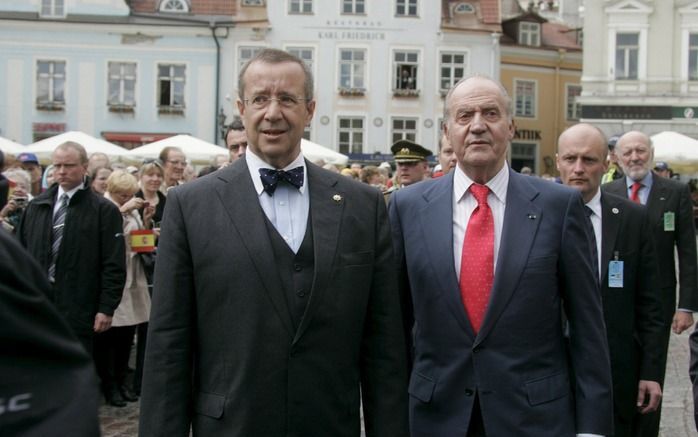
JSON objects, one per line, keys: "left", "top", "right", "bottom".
{"left": 634, "top": 322, "right": 671, "bottom": 437}
{"left": 468, "top": 394, "right": 487, "bottom": 437}
{"left": 94, "top": 325, "right": 136, "bottom": 392}
{"left": 133, "top": 322, "right": 148, "bottom": 394}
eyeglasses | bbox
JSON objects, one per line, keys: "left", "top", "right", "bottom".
{"left": 142, "top": 158, "right": 164, "bottom": 168}
{"left": 228, "top": 141, "right": 248, "bottom": 151}
{"left": 243, "top": 94, "right": 307, "bottom": 110}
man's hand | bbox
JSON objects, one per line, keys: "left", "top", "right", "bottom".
{"left": 94, "top": 312, "right": 113, "bottom": 333}
{"left": 636, "top": 380, "right": 662, "bottom": 414}
{"left": 672, "top": 311, "right": 694, "bottom": 334}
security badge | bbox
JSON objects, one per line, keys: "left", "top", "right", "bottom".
{"left": 608, "top": 251, "right": 623, "bottom": 288}
{"left": 663, "top": 211, "right": 675, "bottom": 231}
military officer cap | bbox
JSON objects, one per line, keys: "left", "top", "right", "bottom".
{"left": 391, "top": 139, "right": 432, "bottom": 163}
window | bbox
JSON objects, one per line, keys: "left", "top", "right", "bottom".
{"left": 339, "top": 49, "right": 366, "bottom": 93}
{"left": 108, "top": 62, "right": 137, "bottom": 111}
{"left": 242, "top": 0, "right": 265, "bottom": 5}
{"left": 519, "top": 22, "right": 540, "bottom": 46}
{"left": 615, "top": 32, "right": 639, "bottom": 80}
{"left": 396, "top": 0, "right": 417, "bottom": 17}
{"left": 514, "top": 79, "right": 536, "bottom": 118}
{"left": 342, "top": 0, "right": 365, "bottom": 14}
{"left": 566, "top": 84, "right": 582, "bottom": 121}
{"left": 393, "top": 51, "right": 419, "bottom": 92}
{"left": 392, "top": 117, "right": 417, "bottom": 143}
{"left": 338, "top": 117, "right": 364, "bottom": 154}
{"left": 287, "top": 47, "right": 314, "bottom": 71}
{"left": 157, "top": 64, "right": 185, "bottom": 112}
{"left": 689, "top": 33, "right": 698, "bottom": 81}
{"left": 511, "top": 143, "right": 537, "bottom": 174}
{"left": 36, "top": 60, "right": 65, "bottom": 109}
{"left": 289, "top": 0, "right": 312, "bottom": 14}
{"left": 159, "top": 0, "right": 189, "bottom": 12}
{"left": 454, "top": 3, "right": 474, "bottom": 14}
{"left": 440, "top": 52, "right": 467, "bottom": 92}
{"left": 41, "top": 0, "right": 64, "bottom": 17}
{"left": 238, "top": 46, "right": 264, "bottom": 71}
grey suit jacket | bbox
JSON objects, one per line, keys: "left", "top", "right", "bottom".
{"left": 389, "top": 169, "right": 613, "bottom": 436}
{"left": 603, "top": 174, "right": 698, "bottom": 319}
{"left": 139, "top": 158, "right": 408, "bottom": 437}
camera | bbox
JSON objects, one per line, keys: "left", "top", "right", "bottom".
{"left": 13, "top": 196, "right": 27, "bottom": 208}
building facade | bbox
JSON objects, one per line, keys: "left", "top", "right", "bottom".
{"left": 0, "top": 0, "right": 234, "bottom": 147}
{"left": 579, "top": 0, "right": 698, "bottom": 138}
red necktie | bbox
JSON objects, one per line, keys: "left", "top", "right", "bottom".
{"left": 459, "top": 184, "right": 494, "bottom": 333}
{"left": 630, "top": 182, "right": 642, "bottom": 204}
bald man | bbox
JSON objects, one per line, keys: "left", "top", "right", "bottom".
{"left": 603, "top": 130, "right": 698, "bottom": 437}
{"left": 557, "top": 124, "right": 664, "bottom": 437}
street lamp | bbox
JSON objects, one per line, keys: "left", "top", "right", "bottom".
{"left": 217, "top": 107, "right": 227, "bottom": 142}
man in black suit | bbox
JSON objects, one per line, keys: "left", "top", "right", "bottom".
{"left": 139, "top": 48, "right": 408, "bottom": 437}
{"left": 603, "top": 130, "right": 698, "bottom": 436}
{"left": 690, "top": 325, "right": 698, "bottom": 432}
{"left": 557, "top": 123, "right": 664, "bottom": 437}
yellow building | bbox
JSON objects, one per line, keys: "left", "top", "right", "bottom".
{"left": 500, "top": 11, "right": 582, "bottom": 177}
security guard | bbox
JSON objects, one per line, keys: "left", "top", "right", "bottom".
{"left": 384, "top": 139, "right": 432, "bottom": 202}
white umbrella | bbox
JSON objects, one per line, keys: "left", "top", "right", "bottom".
{"left": 0, "top": 136, "right": 25, "bottom": 155}
{"left": 25, "top": 131, "right": 128, "bottom": 163}
{"left": 651, "top": 131, "right": 698, "bottom": 173}
{"left": 301, "top": 138, "right": 348, "bottom": 166}
{"left": 126, "top": 134, "right": 227, "bottom": 165}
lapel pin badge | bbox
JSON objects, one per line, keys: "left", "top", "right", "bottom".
{"left": 527, "top": 213, "right": 536, "bottom": 220}
{"left": 612, "top": 207, "right": 619, "bottom": 214}
{"left": 333, "top": 194, "right": 343, "bottom": 203}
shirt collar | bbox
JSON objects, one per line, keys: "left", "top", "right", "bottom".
{"left": 625, "top": 170, "right": 653, "bottom": 190}
{"left": 245, "top": 148, "right": 307, "bottom": 196}
{"left": 57, "top": 182, "right": 85, "bottom": 202}
{"left": 454, "top": 163, "right": 509, "bottom": 204}
{"left": 585, "top": 188, "right": 602, "bottom": 218}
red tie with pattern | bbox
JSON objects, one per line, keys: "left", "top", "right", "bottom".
{"left": 459, "top": 183, "right": 494, "bottom": 333}
{"left": 630, "top": 181, "right": 642, "bottom": 204}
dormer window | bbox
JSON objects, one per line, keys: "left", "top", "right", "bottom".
{"left": 454, "top": 3, "right": 474, "bottom": 14}
{"left": 519, "top": 22, "right": 541, "bottom": 46}
{"left": 160, "top": 0, "right": 189, "bottom": 13}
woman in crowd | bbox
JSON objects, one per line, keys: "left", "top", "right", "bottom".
{"left": 41, "top": 164, "right": 55, "bottom": 191}
{"left": 0, "top": 168, "right": 32, "bottom": 233}
{"left": 132, "top": 159, "right": 166, "bottom": 395}
{"left": 94, "top": 170, "right": 153, "bottom": 407}
{"left": 90, "top": 166, "right": 112, "bottom": 196}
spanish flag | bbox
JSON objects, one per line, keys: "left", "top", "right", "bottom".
{"left": 130, "top": 229, "right": 155, "bottom": 253}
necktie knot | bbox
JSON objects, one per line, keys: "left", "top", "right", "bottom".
{"left": 470, "top": 184, "right": 489, "bottom": 206}
{"left": 259, "top": 166, "right": 304, "bottom": 195}
{"left": 584, "top": 206, "right": 594, "bottom": 218}
{"left": 630, "top": 181, "right": 643, "bottom": 203}
{"left": 60, "top": 193, "right": 69, "bottom": 205}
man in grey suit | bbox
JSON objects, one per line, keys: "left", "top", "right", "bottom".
{"left": 389, "top": 75, "right": 612, "bottom": 436}
{"left": 557, "top": 123, "right": 664, "bottom": 437}
{"left": 139, "top": 49, "right": 408, "bottom": 437}
{"left": 603, "top": 130, "right": 698, "bottom": 437}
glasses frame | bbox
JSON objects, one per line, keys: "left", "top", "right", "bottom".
{"left": 243, "top": 94, "right": 308, "bottom": 110}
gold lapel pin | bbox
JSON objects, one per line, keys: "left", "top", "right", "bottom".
{"left": 612, "top": 207, "right": 619, "bottom": 214}
{"left": 333, "top": 194, "right": 343, "bottom": 203}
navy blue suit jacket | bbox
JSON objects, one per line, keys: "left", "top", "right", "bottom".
{"left": 389, "top": 168, "right": 613, "bottom": 436}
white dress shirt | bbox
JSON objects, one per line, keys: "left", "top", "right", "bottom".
{"left": 246, "top": 148, "right": 309, "bottom": 253}
{"left": 453, "top": 164, "right": 508, "bottom": 280}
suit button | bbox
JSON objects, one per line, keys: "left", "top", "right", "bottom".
{"left": 293, "top": 263, "right": 302, "bottom": 272}
{"left": 465, "top": 389, "right": 474, "bottom": 396}
{"left": 473, "top": 346, "right": 483, "bottom": 353}
{"left": 296, "top": 290, "right": 306, "bottom": 298}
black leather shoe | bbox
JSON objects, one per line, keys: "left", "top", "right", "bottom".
{"left": 105, "top": 387, "right": 127, "bottom": 407}
{"left": 119, "top": 384, "right": 139, "bottom": 402}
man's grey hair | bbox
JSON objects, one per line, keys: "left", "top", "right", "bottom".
{"left": 237, "top": 48, "right": 314, "bottom": 101}
{"left": 442, "top": 74, "right": 513, "bottom": 123}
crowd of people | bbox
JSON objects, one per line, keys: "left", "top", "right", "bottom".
{"left": 3, "top": 47, "right": 698, "bottom": 437}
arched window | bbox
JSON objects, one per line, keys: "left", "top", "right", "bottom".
{"left": 454, "top": 3, "right": 474, "bottom": 14}
{"left": 160, "top": 0, "right": 189, "bottom": 13}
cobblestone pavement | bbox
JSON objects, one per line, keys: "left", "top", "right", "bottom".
{"left": 99, "top": 328, "right": 697, "bottom": 437}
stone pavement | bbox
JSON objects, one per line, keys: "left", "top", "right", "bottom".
{"left": 100, "top": 328, "right": 698, "bottom": 437}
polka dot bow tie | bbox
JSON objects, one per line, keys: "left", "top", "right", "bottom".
{"left": 259, "top": 167, "right": 304, "bottom": 195}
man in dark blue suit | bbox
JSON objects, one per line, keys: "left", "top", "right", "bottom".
{"left": 557, "top": 123, "right": 664, "bottom": 437}
{"left": 389, "top": 75, "right": 613, "bottom": 436}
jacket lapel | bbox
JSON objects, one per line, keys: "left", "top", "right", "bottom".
{"left": 418, "top": 174, "right": 474, "bottom": 335}
{"left": 213, "top": 160, "right": 295, "bottom": 339}
{"left": 293, "top": 162, "right": 343, "bottom": 344}
{"left": 476, "top": 170, "right": 542, "bottom": 345}
{"left": 600, "top": 194, "right": 620, "bottom": 285}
